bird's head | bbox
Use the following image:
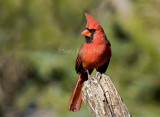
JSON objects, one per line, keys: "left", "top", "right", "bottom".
{"left": 81, "top": 13, "right": 105, "bottom": 43}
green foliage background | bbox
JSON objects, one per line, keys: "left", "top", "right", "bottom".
{"left": 0, "top": 0, "right": 160, "bottom": 117}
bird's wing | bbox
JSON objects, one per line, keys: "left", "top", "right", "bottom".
{"left": 75, "top": 55, "right": 82, "bottom": 74}
{"left": 96, "top": 58, "right": 110, "bottom": 73}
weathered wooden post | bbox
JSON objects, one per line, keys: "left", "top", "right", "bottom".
{"left": 82, "top": 74, "right": 131, "bottom": 117}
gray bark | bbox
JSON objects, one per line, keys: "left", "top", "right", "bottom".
{"left": 82, "top": 74, "right": 131, "bottom": 117}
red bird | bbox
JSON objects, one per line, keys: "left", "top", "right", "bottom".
{"left": 68, "top": 13, "right": 112, "bottom": 112}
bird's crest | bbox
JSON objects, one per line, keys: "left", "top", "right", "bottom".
{"left": 85, "top": 13, "right": 102, "bottom": 31}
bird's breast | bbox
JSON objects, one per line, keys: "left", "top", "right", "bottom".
{"left": 80, "top": 43, "right": 111, "bottom": 69}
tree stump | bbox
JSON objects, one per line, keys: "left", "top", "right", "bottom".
{"left": 82, "top": 74, "right": 131, "bottom": 117}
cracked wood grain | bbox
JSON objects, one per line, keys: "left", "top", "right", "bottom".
{"left": 82, "top": 74, "right": 131, "bottom": 117}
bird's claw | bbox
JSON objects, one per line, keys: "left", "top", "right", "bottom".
{"left": 96, "top": 72, "right": 102, "bottom": 80}
{"left": 86, "top": 70, "right": 92, "bottom": 82}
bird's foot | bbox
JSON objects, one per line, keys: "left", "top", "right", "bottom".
{"left": 86, "top": 70, "right": 92, "bottom": 82}
{"left": 96, "top": 72, "right": 102, "bottom": 80}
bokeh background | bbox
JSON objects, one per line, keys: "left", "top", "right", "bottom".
{"left": 0, "top": 0, "right": 160, "bottom": 117}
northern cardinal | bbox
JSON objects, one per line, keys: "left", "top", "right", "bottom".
{"left": 68, "top": 13, "right": 112, "bottom": 112}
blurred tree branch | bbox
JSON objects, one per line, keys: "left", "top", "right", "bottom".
{"left": 0, "top": 52, "right": 27, "bottom": 117}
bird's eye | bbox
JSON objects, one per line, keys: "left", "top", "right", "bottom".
{"left": 90, "top": 29, "right": 96, "bottom": 33}
{"left": 85, "top": 28, "right": 96, "bottom": 34}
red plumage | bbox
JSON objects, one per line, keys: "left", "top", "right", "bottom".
{"left": 68, "top": 13, "right": 111, "bottom": 112}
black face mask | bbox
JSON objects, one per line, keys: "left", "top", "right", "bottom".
{"left": 85, "top": 28, "right": 96, "bottom": 43}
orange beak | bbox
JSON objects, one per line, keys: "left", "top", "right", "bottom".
{"left": 81, "top": 29, "right": 91, "bottom": 37}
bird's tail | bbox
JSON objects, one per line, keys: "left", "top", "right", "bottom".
{"left": 68, "top": 73, "right": 87, "bottom": 112}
